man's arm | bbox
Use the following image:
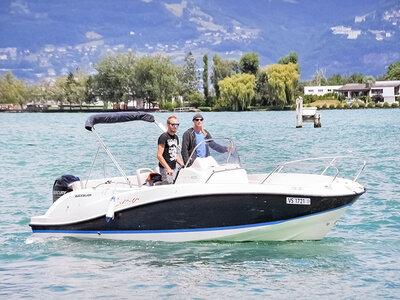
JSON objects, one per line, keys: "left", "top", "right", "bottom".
{"left": 181, "top": 130, "right": 190, "bottom": 164}
{"left": 177, "top": 155, "right": 184, "bottom": 167}
{"left": 205, "top": 131, "right": 227, "bottom": 153}
{"left": 157, "top": 144, "right": 173, "bottom": 176}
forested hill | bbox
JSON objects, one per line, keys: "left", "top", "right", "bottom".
{"left": 0, "top": 0, "right": 399, "bottom": 82}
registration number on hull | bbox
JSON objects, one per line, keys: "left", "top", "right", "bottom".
{"left": 286, "top": 197, "right": 311, "bottom": 205}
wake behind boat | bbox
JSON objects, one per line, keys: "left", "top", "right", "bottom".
{"left": 29, "top": 112, "right": 366, "bottom": 242}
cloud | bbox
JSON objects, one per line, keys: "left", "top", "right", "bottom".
{"left": 164, "top": 0, "right": 187, "bottom": 17}
{"left": 10, "top": 0, "right": 30, "bottom": 15}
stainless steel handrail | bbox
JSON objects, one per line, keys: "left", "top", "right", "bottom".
{"left": 205, "top": 167, "right": 244, "bottom": 184}
{"left": 260, "top": 155, "right": 366, "bottom": 184}
{"left": 354, "top": 160, "right": 366, "bottom": 182}
{"left": 91, "top": 127, "right": 132, "bottom": 187}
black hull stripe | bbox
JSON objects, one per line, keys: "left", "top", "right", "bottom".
{"left": 32, "top": 202, "right": 353, "bottom": 235}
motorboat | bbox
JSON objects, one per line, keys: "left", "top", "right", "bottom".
{"left": 29, "top": 112, "right": 366, "bottom": 242}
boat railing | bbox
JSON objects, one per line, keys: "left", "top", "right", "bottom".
{"left": 261, "top": 155, "right": 366, "bottom": 184}
{"left": 204, "top": 167, "right": 245, "bottom": 184}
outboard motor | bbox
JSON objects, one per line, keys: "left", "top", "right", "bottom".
{"left": 52, "top": 175, "right": 80, "bottom": 202}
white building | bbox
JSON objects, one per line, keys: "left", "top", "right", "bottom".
{"left": 304, "top": 85, "right": 342, "bottom": 96}
{"left": 304, "top": 81, "right": 400, "bottom": 104}
{"left": 370, "top": 81, "right": 400, "bottom": 104}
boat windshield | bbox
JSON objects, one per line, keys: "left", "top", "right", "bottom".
{"left": 185, "top": 138, "right": 241, "bottom": 168}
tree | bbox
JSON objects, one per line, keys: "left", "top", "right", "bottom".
{"left": 326, "top": 74, "right": 344, "bottom": 85}
{"left": 211, "top": 54, "right": 239, "bottom": 99}
{"left": 279, "top": 52, "right": 301, "bottom": 74}
{"left": 265, "top": 63, "right": 299, "bottom": 106}
{"left": 240, "top": 52, "right": 259, "bottom": 75}
{"left": 362, "top": 75, "right": 375, "bottom": 85}
{"left": 203, "top": 54, "right": 209, "bottom": 104}
{"left": 311, "top": 68, "right": 327, "bottom": 86}
{"left": 94, "top": 52, "right": 137, "bottom": 105}
{"left": 218, "top": 73, "right": 255, "bottom": 111}
{"left": 134, "top": 55, "right": 179, "bottom": 107}
{"left": 84, "top": 75, "right": 97, "bottom": 105}
{"left": 179, "top": 52, "right": 199, "bottom": 102}
{"left": 65, "top": 72, "right": 77, "bottom": 108}
{"left": 0, "top": 72, "right": 28, "bottom": 108}
{"left": 385, "top": 61, "right": 400, "bottom": 80}
{"left": 254, "top": 69, "right": 271, "bottom": 106}
{"left": 48, "top": 76, "right": 68, "bottom": 108}
{"left": 278, "top": 52, "right": 298, "bottom": 65}
{"left": 346, "top": 73, "right": 365, "bottom": 84}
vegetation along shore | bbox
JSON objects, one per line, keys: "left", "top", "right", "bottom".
{"left": 1, "top": 52, "right": 399, "bottom": 112}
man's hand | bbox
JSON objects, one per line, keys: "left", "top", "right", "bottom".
{"left": 167, "top": 168, "right": 174, "bottom": 176}
{"left": 227, "top": 145, "right": 234, "bottom": 152}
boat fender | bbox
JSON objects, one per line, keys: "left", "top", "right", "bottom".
{"left": 106, "top": 196, "right": 116, "bottom": 223}
{"left": 52, "top": 174, "right": 80, "bottom": 203}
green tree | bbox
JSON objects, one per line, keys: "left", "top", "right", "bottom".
{"left": 326, "top": 74, "right": 344, "bottom": 85}
{"left": 84, "top": 75, "right": 97, "bottom": 105}
{"left": 278, "top": 52, "right": 298, "bottom": 64}
{"left": 94, "top": 52, "right": 137, "bottom": 105}
{"left": 179, "top": 52, "right": 199, "bottom": 102}
{"left": 240, "top": 52, "right": 259, "bottom": 75}
{"left": 65, "top": 72, "right": 77, "bottom": 108}
{"left": 265, "top": 63, "right": 300, "bottom": 106}
{"left": 218, "top": 73, "right": 255, "bottom": 111}
{"left": 48, "top": 76, "right": 68, "bottom": 108}
{"left": 63, "top": 70, "right": 89, "bottom": 108}
{"left": 347, "top": 73, "right": 365, "bottom": 84}
{"left": 254, "top": 69, "right": 271, "bottom": 106}
{"left": 203, "top": 54, "right": 209, "bottom": 104}
{"left": 385, "top": 61, "right": 400, "bottom": 80}
{"left": 279, "top": 52, "right": 301, "bottom": 74}
{"left": 134, "top": 55, "right": 179, "bottom": 108}
{"left": 211, "top": 54, "right": 239, "bottom": 99}
{"left": 362, "top": 75, "right": 375, "bottom": 85}
{"left": 0, "top": 72, "right": 28, "bottom": 108}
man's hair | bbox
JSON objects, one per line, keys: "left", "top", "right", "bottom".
{"left": 167, "top": 115, "right": 178, "bottom": 124}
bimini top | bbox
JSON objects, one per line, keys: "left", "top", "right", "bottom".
{"left": 85, "top": 111, "right": 155, "bottom": 131}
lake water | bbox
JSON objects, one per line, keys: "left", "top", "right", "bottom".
{"left": 0, "top": 109, "right": 399, "bottom": 298}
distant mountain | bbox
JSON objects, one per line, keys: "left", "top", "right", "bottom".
{"left": 0, "top": 0, "right": 399, "bottom": 82}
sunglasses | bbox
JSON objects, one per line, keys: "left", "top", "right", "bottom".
{"left": 169, "top": 123, "right": 179, "bottom": 127}
{"left": 194, "top": 118, "right": 203, "bottom": 121}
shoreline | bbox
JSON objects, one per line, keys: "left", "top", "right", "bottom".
{"left": 1, "top": 106, "right": 399, "bottom": 113}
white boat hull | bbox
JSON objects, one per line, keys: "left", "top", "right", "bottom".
{"left": 32, "top": 205, "right": 350, "bottom": 242}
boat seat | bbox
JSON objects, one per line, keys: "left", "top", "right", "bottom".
{"left": 136, "top": 168, "right": 153, "bottom": 186}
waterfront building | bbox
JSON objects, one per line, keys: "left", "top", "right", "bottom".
{"left": 304, "top": 80, "right": 400, "bottom": 104}
{"left": 304, "top": 85, "right": 342, "bottom": 96}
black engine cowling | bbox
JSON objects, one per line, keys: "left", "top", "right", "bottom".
{"left": 52, "top": 175, "right": 80, "bottom": 202}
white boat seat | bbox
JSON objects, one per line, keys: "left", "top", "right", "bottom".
{"left": 136, "top": 168, "right": 154, "bottom": 186}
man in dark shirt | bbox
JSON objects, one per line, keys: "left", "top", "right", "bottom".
{"left": 181, "top": 113, "right": 228, "bottom": 167}
{"left": 157, "top": 115, "right": 184, "bottom": 184}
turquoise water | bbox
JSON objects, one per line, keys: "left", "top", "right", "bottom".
{"left": 0, "top": 110, "right": 399, "bottom": 298}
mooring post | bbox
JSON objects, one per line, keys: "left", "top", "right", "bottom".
{"left": 296, "top": 96, "right": 303, "bottom": 128}
{"left": 314, "top": 113, "right": 321, "bottom": 128}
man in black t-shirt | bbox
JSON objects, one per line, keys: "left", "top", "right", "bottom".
{"left": 157, "top": 115, "right": 184, "bottom": 184}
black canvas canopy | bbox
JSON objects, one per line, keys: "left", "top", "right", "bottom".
{"left": 85, "top": 111, "right": 155, "bottom": 131}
